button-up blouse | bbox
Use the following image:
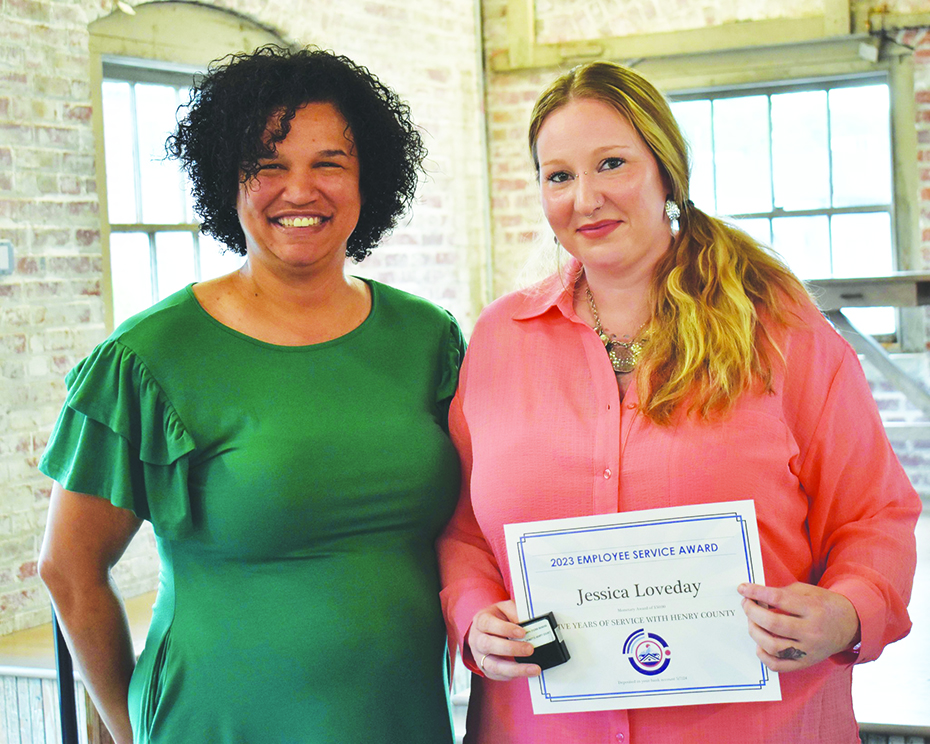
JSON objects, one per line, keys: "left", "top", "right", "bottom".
{"left": 438, "top": 266, "right": 921, "bottom": 743}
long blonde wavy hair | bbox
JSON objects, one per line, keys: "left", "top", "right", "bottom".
{"left": 529, "top": 61, "right": 810, "bottom": 424}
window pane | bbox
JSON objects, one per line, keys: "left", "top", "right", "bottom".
{"left": 830, "top": 212, "right": 893, "bottom": 278}
{"left": 110, "top": 232, "right": 152, "bottom": 324}
{"left": 136, "top": 84, "right": 186, "bottom": 224}
{"left": 199, "top": 233, "right": 244, "bottom": 280}
{"left": 771, "top": 90, "right": 830, "bottom": 211}
{"left": 772, "top": 215, "right": 830, "bottom": 279}
{"left": 842, "top": 307, "right": 895, "bottom": 336}
{"left": 155, "top": 231, "right": 196, "bottom": 300}
{"left": 713, "top": 96, "right": 772, "bottom": 216}
{"left": 670, "top": 100, "right": 715, "bottom": 213}
{"left": 176, "top": 87, "right": 197, "bottom": 224}
{"left": 101, "top": 81, "right": 137, "bottom": 223}
{"left": 183, "top": 170, "right": 197, "bottom": 223}
{"left": 731, "top": 217, "right": 771, "bottom": 248}
{"left": 830, "top": 85, "right": 891, "bottom": 207}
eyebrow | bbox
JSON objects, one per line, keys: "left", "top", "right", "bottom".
{"left": 258, "top": 148, "right": 354, "bottom": 161}
{"left": 539, "top": 144, "right": 635, "bottom": 168}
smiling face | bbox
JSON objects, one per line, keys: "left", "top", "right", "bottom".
{"left": 535, "top": 97, "right": 673, "bottom": 277}
{"left": 236, "top": 101, "right": 362, "bottom": 278}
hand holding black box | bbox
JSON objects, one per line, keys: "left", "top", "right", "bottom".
{"left": 514, "top": 612, "right": 570, "bottom": 670}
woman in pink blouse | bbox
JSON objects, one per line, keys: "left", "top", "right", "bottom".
{"left": 437, "top": 61, "right": 921, "bottom": 743}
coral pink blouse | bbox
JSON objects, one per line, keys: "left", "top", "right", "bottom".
{"left": 438, "top": 267, "right": 921, "bottom": 744}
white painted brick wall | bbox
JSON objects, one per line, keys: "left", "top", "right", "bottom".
{"left": 3, "top": 0, "right": 930, "bottom": 637}
{"left": 0, "top": 0, "right": 485, "bottom": 634}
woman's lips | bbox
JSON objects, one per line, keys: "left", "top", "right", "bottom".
{"left": 577, "top": 220, "right": 620, "bottom": 238}
{"left": 276, "top": 215, "right": 325, "bottom": 227}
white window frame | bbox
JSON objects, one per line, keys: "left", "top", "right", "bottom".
{"left": 668, "top": 72, "right": 898, "bottom": 339}
{"left": 101, "top": 59, "right": 207, "bottom": 318}
{"left": 88, "top": 1, "right": 287, "bottom": 330}
{"left": 633, "top": 39, "right": 919, "bottom": 349}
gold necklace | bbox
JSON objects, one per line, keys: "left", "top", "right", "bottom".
{"left": 585, "top": 288, "right": 647, "bottom": 374}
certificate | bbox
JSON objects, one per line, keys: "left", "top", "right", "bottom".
{"left": 504, "top": 500, "right": 780, "bottom": 714}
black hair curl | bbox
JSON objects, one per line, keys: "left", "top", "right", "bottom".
{"left": 166, "top": 45, "right": 427, "bottom": 262}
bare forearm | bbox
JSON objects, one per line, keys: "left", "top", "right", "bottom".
{"left": 51, "top": 578, "right": 136, "bottom": 744}
{"left": 39, "top": 485, "right": 142, "bottom": 743}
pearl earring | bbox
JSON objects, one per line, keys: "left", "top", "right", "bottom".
{"left": 665, "top": 197, "right": 681, "bottom": 236}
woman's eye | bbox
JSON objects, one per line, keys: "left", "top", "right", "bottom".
{"left": 257, "top": 163, "right": 283, "bottom": 171}
{"left": 546, "top": 171, "right": 571, "bottom": 184}
{"left": 600, "top": 157, "right": 625, "bottom": 171}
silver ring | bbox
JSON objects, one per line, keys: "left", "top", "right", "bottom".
{"left": 776, "top": 646, "right": 806, "bottom": 661}
{"left": 478, "top": 653, "right": 489, "bottom": 673}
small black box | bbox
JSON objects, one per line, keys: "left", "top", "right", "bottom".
{"left": 514, "top": 612, "right": 570, "bottom": 670}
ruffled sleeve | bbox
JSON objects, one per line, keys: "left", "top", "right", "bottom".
{"left": 435, "top": 311, "right": 466, "bottom": 431}
{"left": 38, "top": 339, "right": 197, "bottom": 540}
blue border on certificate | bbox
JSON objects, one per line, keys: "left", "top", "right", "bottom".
{"left": 513, "top": 510, "right": 773, "bottom": 704}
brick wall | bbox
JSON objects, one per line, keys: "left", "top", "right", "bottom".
{"left": 3, "top": 0, "right": 930, "bottom": 637}
{"left": 482, "top": 0, "right": 558, "bottom": 294}
{"left": 899, "top": 29, "right": 930, "bottom": 497}
{"left": 0, "top": 0, "right": 485, "bottom": 634}
{"left": 482, "top": 3, "right": 930, "bottom": 289}
{"left": 480, "top": 1, "right": 930, "bottom": 493}
{"left": 912, "top": 29, "right": 930, "bottom": 277}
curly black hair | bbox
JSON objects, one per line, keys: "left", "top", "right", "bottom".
{"left": 166, "top": 45, "right": 427, "bottom": 262}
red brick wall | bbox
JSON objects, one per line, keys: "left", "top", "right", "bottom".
{"left": 2, "top": 0, "right": 929, "bottom": 636}
{"left": 480, "top": 6, "right": 930, "bottom": 499}
{"left": 909, "top": 29, "right": 930, "bottom": 274}
{"left": 0, "top": 0, "right": 484, "bottom": 634}
{"left": 1, "top": 0, "right": 104, "bottom": 633}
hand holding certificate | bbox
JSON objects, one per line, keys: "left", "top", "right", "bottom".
{"left": 504, "top": 500, "right": 781, "bottom": 714}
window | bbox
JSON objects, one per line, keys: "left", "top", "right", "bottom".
{"left": 89, "top": 1, "right": 284, "bottom": 329}
{"left": 670, "top": 75, "right": 894, "bottom": 336}
{"left": 101, "top": 60, "right": 242, "bottom": 326}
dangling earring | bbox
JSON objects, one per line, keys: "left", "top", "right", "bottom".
{"left": 665, "top": 197, "right": 681, "bottom": 237}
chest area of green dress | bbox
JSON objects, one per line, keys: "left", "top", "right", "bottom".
{"left": 150, "top": 339, "right": 459, "bottom": 557}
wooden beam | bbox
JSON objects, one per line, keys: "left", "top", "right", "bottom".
{"left": 854, "top": 10, "right": 930, "bottom": 35}
{"left": 637, "top": 36, "right": 877, "bottom": 92}
{"left": 496, "top": 0, "right": 866, "bottom": 72}
{"left": 496, "top": 15, "right": 835, "bottom": 71}
{"left": 807, "top": 273, "right": 930, "bottom": 311}
{"left": 828, "top": 309, "right": 930, "bottom": 420}
{"left": 882, "top": 422, "right": 930, "bottom": 440}
{"left": 503, "top": 0, "right": 536, "bottom": 71}
{"left": 823, "top": 0, "right": 852, "bottom": 36}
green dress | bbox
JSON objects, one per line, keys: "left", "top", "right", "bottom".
{"left": 39, "top": 280, "right": 464, "bottom": 744}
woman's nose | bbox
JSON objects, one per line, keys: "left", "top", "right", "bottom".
{"left": 574, "top": 173, "right": 603, "bottom": 216}
{"left": 281, "top": 169, "right": 320, "bottom": 203}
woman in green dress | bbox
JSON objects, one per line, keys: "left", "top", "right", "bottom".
{"left": 38, "top": 46, "right": 463, "bottom": 744}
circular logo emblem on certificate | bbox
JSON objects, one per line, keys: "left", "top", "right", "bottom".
{"left": 623, "top": 628, "right": 671, "bottom": 676}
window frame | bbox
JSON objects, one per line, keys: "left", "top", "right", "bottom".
{"left": 640, "top": 43, "right": 919, "bottom": 349}
{"left": 88, "top": 1, "right": 287, "bottom": 331}
{"left": 100, "top": 60, "right": 216, "bottom": 318}
{"left": 668, "top": 72, "right": 899, "bottom": 340}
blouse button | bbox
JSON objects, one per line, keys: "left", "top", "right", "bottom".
{"left": 603, "top": 469, "right": 611, "bottom": 479}
{"left": 616, "top": 734, "right": 625, "bottom": 742}
{"left": 627, "top": 403, "right": 636, "bottom": 409}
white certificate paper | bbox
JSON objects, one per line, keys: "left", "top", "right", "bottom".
{"left": 504, "top": 500, "right": 780, "bottom": 714}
